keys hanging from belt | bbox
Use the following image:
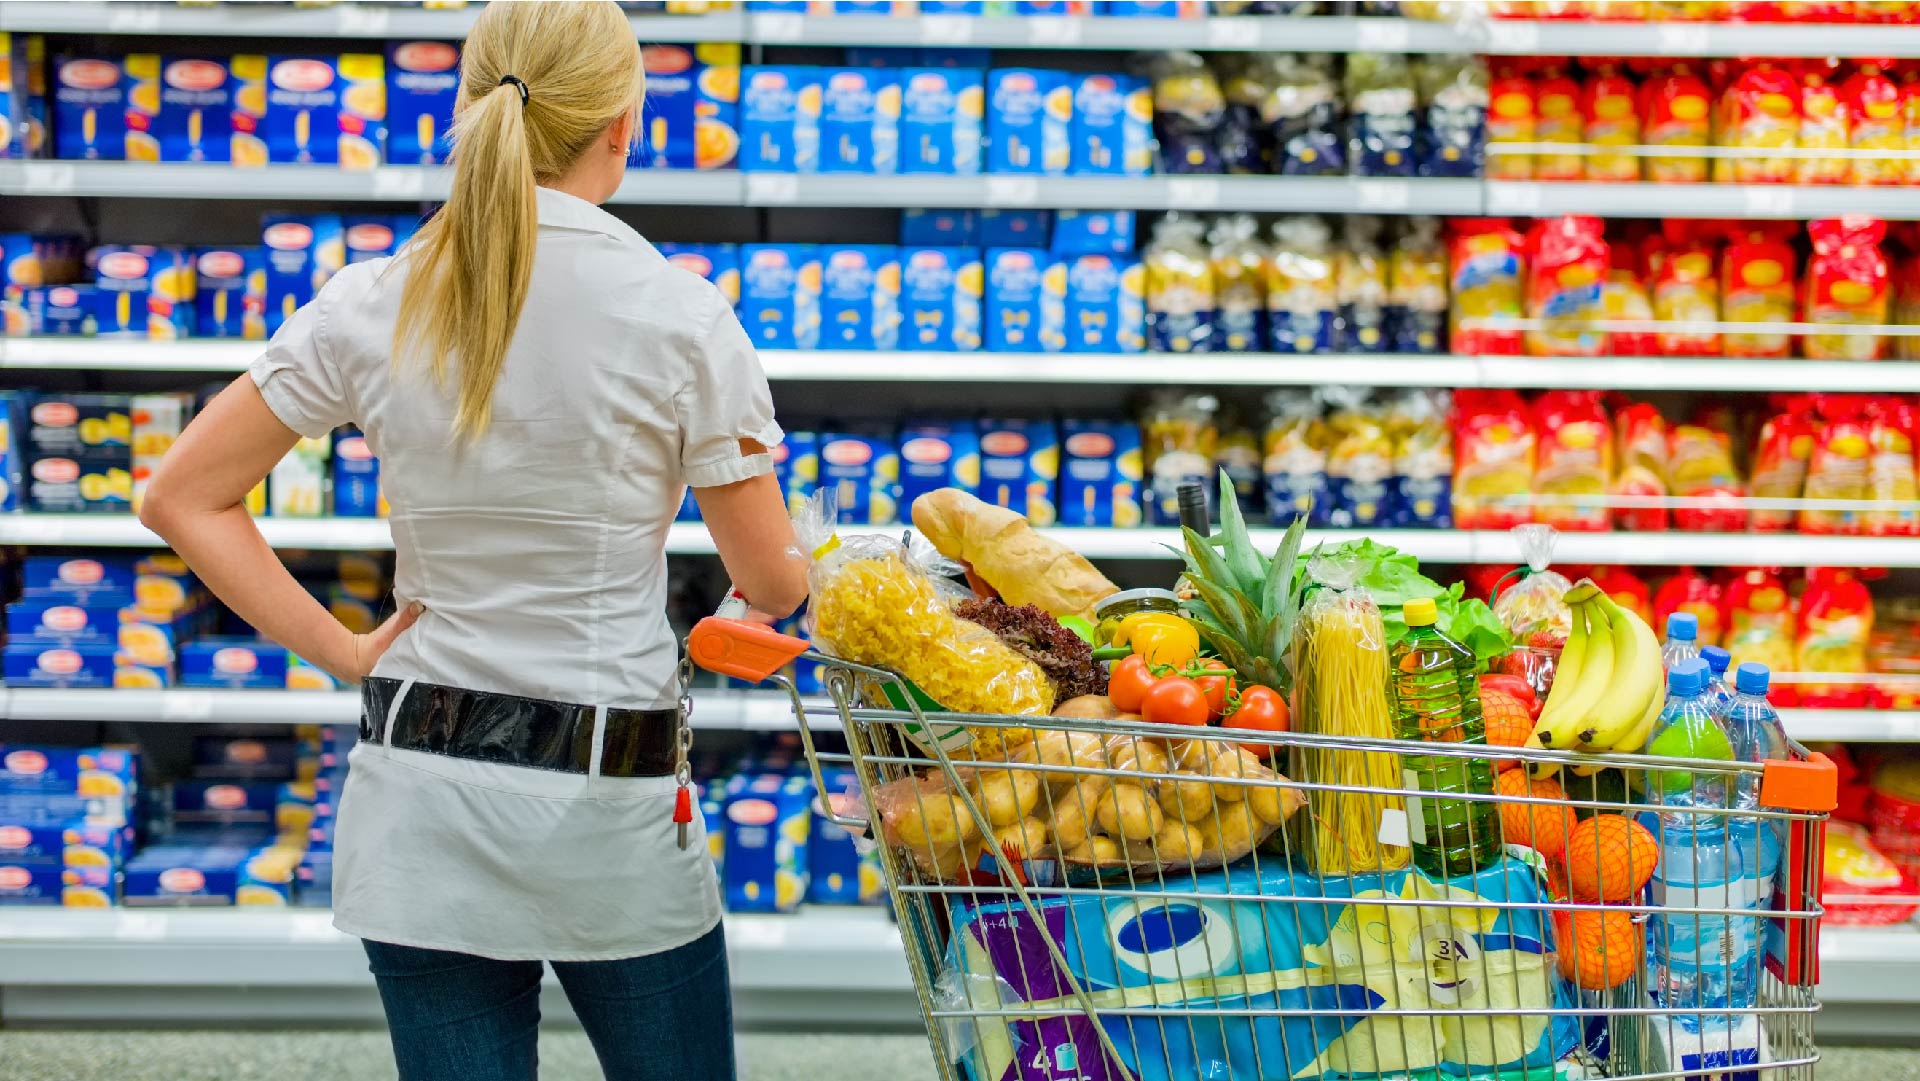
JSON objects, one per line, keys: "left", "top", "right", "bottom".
{"left": 673, "top": 654, "right": 696, "bottom": 850}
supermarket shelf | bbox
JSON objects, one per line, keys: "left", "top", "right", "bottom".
{"left": 1778, "top": 710, "right": 1920, "bottom": 744}
{"left": 1477, "top": 18, "right": 1920, "bottom": 59}
{"left": 741, "top": 173, "right": 1481, "bottom": 212}
{"left": 1485, "top": 180, "right": 1920, "bottom": 221}
{"left": 0, "top": 1, "right": 744, "bottom": 41}
{"left": 743, "top": 12, "right": 1467, "bottom": 51}
{"left": 0, "top": 906, "right": 914, "bottom": 1027}
{"left": 0, "top": 515, "right": 389, "bottom": 550}
{"left": 24, "top": 339, "right": 1920, "bottom": 395}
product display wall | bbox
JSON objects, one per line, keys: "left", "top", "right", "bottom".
{"left": 2, "top": 0, "right": 1920, "bottom": 1043}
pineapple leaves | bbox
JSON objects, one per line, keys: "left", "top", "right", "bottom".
{"left": 1187, "top": 574, "right": 1260, "bottom": 648}
{"left": 1214, "top": 470, "right": 1266, "bottom": 596}
{"left": 1263, "top": 515, "right": 1308, "bottom": 669}
{"left": 1190, "top": 620, "right": 1258, "bottom": 680}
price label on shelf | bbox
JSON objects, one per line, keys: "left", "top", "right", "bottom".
{"left": 2, "top": 517, "right": 72, "bottom": 544}
{"left": 919, "top": 15, "right": 975, "bottom": 45}
{"left": 1484, "top": 21, "right": 1542, "bottom": 53}
{"left": 1655, "top": 24, "right": 1713, "bottom": 55}
{"left": 1206, "top": 18, "right": 1256, "bottom": 50}
{"left": 1742, "top": 187, "right": 1797, "bottom": 217}
{"left": 1165, "top": 177, "right": 1221, "bottom": 211}
{"left": 1355, "top": 20, "right": 1412, "bottom": 52}
{"left": 107, "top": 6, "right": 164, "bottom": 32}
{"left": 745, "top": 174, "right": 800, "bottom": 205}
{"left": 1025, "top": 17, "right": 1082, "bottom": 47}
{"left": 115, "top": 913, "right": 169, "bottom": 941}
{"left": 19, "top": 163, "right": 76, "bottom": 196}
{"left": 161, "top": 692, "right": 216, "bottom": 722}
{"left": 287, "top": 912, "right": 340, "bottom": 942}
{"left": 1357, "top": 180, "right": 1412, "bottom": 211}
{"left": 751, "top": 14, "right": 805, "bottom": 43}
{"left": 334, "top": 5, "right": 392, "bottom": 35}
{"left": 371, "top": 168, "right": 426, "bottom": 200}
{"left": 1486, "top": 182, "right": 1543, "bottom": 215}
{"left": 985, "top": 176, "right": 1039, "bottom": 207}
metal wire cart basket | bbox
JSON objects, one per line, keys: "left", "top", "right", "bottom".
{"left": 691, "top": 618, "right": 1837, "bottom": 1081}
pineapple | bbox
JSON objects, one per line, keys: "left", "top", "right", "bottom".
{"left": 1176, "top": 472, "right": 1310, "bottom": 694}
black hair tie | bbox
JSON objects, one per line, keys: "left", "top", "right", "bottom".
{"left": 498, "top": 74, "right": 529, "bottom": 107}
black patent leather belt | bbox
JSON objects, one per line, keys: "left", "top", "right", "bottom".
{"left": 360, "top": 677, "right": 680, "bottom": 778}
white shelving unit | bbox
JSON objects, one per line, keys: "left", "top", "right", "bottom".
{"left": 0, "top": 1, "right": 744, "bottom": 41}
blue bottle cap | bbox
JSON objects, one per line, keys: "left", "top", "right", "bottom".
{"left": 1735, "top": 662, "right": 1771, "bottom": 696}
{"left": 1667, "top": 657, "right": 1707, "bottom": 696}
{"left": 1666, "top": 612, "right": 1698, "bottom": 642}
{"left": 1700, "top": 645, "right": 1731, "bottom": 674}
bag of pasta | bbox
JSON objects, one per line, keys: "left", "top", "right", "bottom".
{"left": 1286, "top": 552, "right": 1409, "bottom": 876}
{"left": 808, "top": 532, "right": 1054, "bottom": 753}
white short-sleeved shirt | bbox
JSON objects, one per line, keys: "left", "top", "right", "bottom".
{"left": 250, "top": 187, "right": 780, "bottom": 961}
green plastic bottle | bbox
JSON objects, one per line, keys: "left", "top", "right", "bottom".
{"left": 1391, "top": 596, "right": 1503, "bottom": 879}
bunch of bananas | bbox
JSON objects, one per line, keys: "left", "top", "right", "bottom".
{"left": 1526, "top": 580, "right": 1663, "bottom": 779}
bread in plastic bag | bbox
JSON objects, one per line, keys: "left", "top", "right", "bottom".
{"left": 807, "top": 531, "right": 1055, "bottom": 749}
{"left": 1491, "top": 523, "right": 1575, "bottom": 645}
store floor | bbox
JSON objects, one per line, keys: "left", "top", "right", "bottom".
{"left": 0, "top": 1032, "right": 1915, "bottom": 1080}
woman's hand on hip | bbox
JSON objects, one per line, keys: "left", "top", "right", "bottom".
{"left": 350, "top": 602, "right": 425, "bottom": 683}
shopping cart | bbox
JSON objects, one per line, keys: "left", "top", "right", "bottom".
{"left": 689, "top": 617, "right": 1837, "bottom": 1081}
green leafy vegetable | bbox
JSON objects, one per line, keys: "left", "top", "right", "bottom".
{"left": 1300, "top": 537, "right": 1511, "bottom": 667}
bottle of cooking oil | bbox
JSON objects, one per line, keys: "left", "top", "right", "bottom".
{"left": 1391, "top": 596, "right": 1502, "bottom": 878}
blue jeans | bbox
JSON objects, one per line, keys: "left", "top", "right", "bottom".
{"left": 363, "top": 923, "right": 735, "bottom": 1081}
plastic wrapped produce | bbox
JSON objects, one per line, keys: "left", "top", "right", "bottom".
{"left": 809, "top": 534, "right": 1054, "bottom": 746}
{"left": 1493, "top": 524, "right": 1575, "bottom": 646}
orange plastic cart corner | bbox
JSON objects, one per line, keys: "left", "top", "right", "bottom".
{"left": 1760, "top": 752, "right": 1839, "bottom": 813}
{"left": 687, "top": 616, "right": 810, "bottom": 683}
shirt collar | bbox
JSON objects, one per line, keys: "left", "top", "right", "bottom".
{"left": 534, "top": 186, "right": 654, "bottom": 255}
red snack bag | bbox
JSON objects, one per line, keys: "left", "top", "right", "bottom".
{"left": 1590, "top": 564, "right": 1654, "bottom": 625}
{"left": 1725, "top": 567, "right": 1799, "bottom": 676}
{"left": 1582, "top": 61, "right": 1642, "bottom": 182}
{"left": 1902, "top": 66, "right": 1920, "bottom": 185}
{"left": 1650, "top": 221, "right": 1721, "bottom": 356}
{"left": 1802, "top": 216, "right": 1890, "bottom": 362}
{"left": 1796, "top": 566, "right": 1874, "bottom": 708}
{"left": 1532, "top": 63, "right": 1587, "bottom": 182}
{"left": 1895, "top": 242, "right": 1920, "bottom": 361}
{"left": 1487, "top": 62, "right": 1537, "bottom": 182}
{"left": 1525, "top": 215, "right": 1610, "bottom": 357}
{"left": 1800, "top": 394, "right": 1873, "bottom": 535}
{"left": 1453, "top": 389, "right": 1537, "bottom": 531}
{"left": 1532, "top": 390, "right": 1614, "bottom": 531}
{"left": 1668, "top": 418, "right": 1749, "bottom": 533}
{"left": 1721, "top": 223, "right": 1798, "bottom": 359}
{"left": 1717, "top": 60, "right": 1800, "bottom": 185}
{"left": 1640, "top": 62, "right": 1713, "bottom": 184}
{"left": 1845, "top": 61, "right": 1906, "bottom": 187}
{"left": 1448, "top": 218, "right": 1527, "bottom": 356}
{"left": 1612, "top": 401, "right": 1670, "bottom": 532}
{"left": 1796, "top": 59, "right": 1851, "bottom": 185}
{"left": 1749, "top": 396, "right": 1816, "bottom": 533}
{"left": 1654, "top": 567, "right": 1727, "bottom": 648}
{"left": 1864, "top": 396, "right": 1920, "bottom": 537}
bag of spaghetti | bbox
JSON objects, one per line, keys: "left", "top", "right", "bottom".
{"left": 1284, "top": 552, "right": 1410, "bottom": 876}
{"left": 808, "top": 531, "right": 1053, "bottom": 751}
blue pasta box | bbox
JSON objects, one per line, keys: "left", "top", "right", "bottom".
{"left": 1098, "top": 0, "right": 1201, "bottom": 12}
{"left": 179, "top": 639, "right": 290, "bottom": 690}
{"left": 0, "top": 391, "right": 19, "bottom": 512}
{"left": 0, "top": 745, "right": 132, "bottom": 801}
{"left": 739, "top": 66, "right": 822, "bottom": 173}
{"left": 979, "top": 208, "right": 1050, "bottom": 247}
{"left": 900, "top": 209, "right": 977, "bottom": 247}
{"left": 986, "top": 68, "right": 1070, "bottom": 175}
{"left": 235, "top": 842, "right": 303, "bottom": 905}
{"left": 194, "top": 247, "right": 267, "bottom": 340}
{"left": 1, "top": 232, "right": 37, "bottom": 334}
{"left": 344, "top": 216, "right": 409, "bottom": 264}
{"left": 897, "top": 420, "right": 980, "bottom": 511}
{"left": 54, "top": 54, "right": 159, "bottom": 161}
{"left": 193, "top": 736, "right": 299, "bottom": 782}
{"left": 818, "top": 432, "right": 899, "bottom": 526}
{"left": 833, "top": 0, "right": 912, "bottom": 11}
{"left": 819, "top": 68, "right": 899, "bottom": 174}
{"left": 774, "top": 429, "right": 818, "bottom": 514}
{"left": 3, "top": 640, "right": 116, "bottom": 687}
{"left": 123, "top": 840, "right": 256, "bottom": 905}
{"left": 264, "top": 55, "right": 385, "bottom": 167}
{"left": 24, "top": 393, "right": 129, "bottom": 460}
{"left": 384, "top": 41, "right": 459, "bottom": 166}
{"left": 24, "top": 555, "right": 135, "bottom": 599}
{"left": 261, "top": 213, "right": 344, "bottom": 337}
{"left": 637, "top": 43, "right": 740, "bottom": 171}
{"left": 230, "top": 55, "right": 267, "bottom": 166}
{"left": 676, "top": 486, "right": 700, "bottom": 522}
{"left": 701, "top": 791, "right": 725, "bottom": 872}
{"left": 1016, "top": 0, "right": 1091, "bottom": 12}
{"left": 26, "top": 285, "right": 94, "bottom": 336}
{"left": 898, "top": 68, "right": 982, "bottom": 175}
{"left": 916, "top": 0, "right": 987, "bottom": 10}
{"left": 899, "top": 247, "right": 982, "bottom": 352}
{"left": 723, "top": 773, "right": 812, "bottom": 914}
{"left": 817, "top": 245, "right": 899, "bottom": 349}
{"left": 807, "top": 768, "right": 881, "bottom": 905}
{"left": 0, "top": 817, "right": 126, "bottom": 869}
{"left": 93, "top": 245, "right": 195, "bottom": 340}
{"left": 920, "top": 48, "right": 994, "bottom": 68}
{"left": 739, "top": 244, "right": 821, "bottom": 350}
{"left": 6, "top": 597, "right": 126, "bottom": 641}
{"left": 1050, "top": 210, "right": 1135, "bottom": 257}
{"left": 984, "top": 247, "right": 1065, "bottom": 353}
{"left": 658, "top": 243, "right": 740, "bottom": 307}
{"left": 978, "top": 418, "right": 1059, "bottom": 525}
{"left": 0, "top": 35, "right": 28, "bottom": 160}
{"left": 1070, "top": 73, "right": 1152, "bottom": 176}
{"left": 0, "top": 863, "right": 64, "bottom": 905}
{"left": 331, "top": 428, "right": 381, "bottom": 517}
{"left": 156, "top": 57, "right": 237, "bottom": 162}
{"left": 25, "top": 451, "right": 132, "bottom": 513}
{"left": 1058, "top": 419, "right": 1143, "bottom": 527}
{"left": 845, "top": 48, "right": 920, "bottom": 69}
{"left": 1062, "top": 253, "right": 1145, "bottom": 354}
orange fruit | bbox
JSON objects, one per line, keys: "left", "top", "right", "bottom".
{"left": 1564, "top": 815, "right": 1658, "bottom": 903}
{"left": 1495, "top": 771, "right": 1578, "bottom": 859}
{"left": 1482, "top": 689, "right": 1534, "bottom": 771}
{"left": 1553, "top": 908, "right": 1642, "bottom": 990}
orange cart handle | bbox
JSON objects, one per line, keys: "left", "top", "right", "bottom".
{"left": 688, "top": 616, "right": 810, "bottom": 683}
{"left": 1761, "top": 751, "right": 1839, "bottom": 813}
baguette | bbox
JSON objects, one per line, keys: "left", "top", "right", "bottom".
{"left": 912, "top": 489, "right": 1120, "bottom": 620}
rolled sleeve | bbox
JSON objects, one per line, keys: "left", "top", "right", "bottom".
{"left": 675, "top": 291, "right": 784, "bottom": 489}
{"left": 248, "top": 284, "right": 351, "bottom": 439}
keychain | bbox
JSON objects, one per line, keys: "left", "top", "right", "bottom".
{"left": 674, "top": 653, "right": 695, "bottom": 850}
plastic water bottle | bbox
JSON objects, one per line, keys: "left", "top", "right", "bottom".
{"left": 1725, "top": 663, "right": 1788, "bottom": 916}
{"left": 1699, "top": 645, "right": 1734, "bottom": 715}
{"left": 1663, "top": 612, "right": 1701, "bottom": 671}
{"left": 1645, "top": 659, "right": 1731, "bottom": 830}
{"left": 1651, "top": 821, "right": 1758, "bottom": 1030}
{"left": 1390, "top": 596, "right": 1502, "bottom": 879}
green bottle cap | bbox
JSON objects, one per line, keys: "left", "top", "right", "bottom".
{"left": 1404, "top": 596, "right": 1438, "bottom": 627}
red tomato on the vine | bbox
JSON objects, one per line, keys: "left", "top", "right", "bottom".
{"left": 1141, "top": 677, "right": 1209, "bottom": 727}
{"left": 1194, "top": 659, "right": 1236, "bottom": 719}
{"left": 1224, "top": 685, "right": 1290, "bottom": 760}
{"left": 1108, "top": 655, "right": 1156, "bottom": 714}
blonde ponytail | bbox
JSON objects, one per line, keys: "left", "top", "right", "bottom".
{"left": 392, "top": 1, "right": 644, "bottom": 441}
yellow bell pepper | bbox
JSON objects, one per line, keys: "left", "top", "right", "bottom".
{"left": 1112, "top": 612, "right": 1200, "bottom": 670}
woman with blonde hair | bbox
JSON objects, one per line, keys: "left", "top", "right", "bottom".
{"left": 142, "top": 4, "right": 806, "bottom": 1077}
